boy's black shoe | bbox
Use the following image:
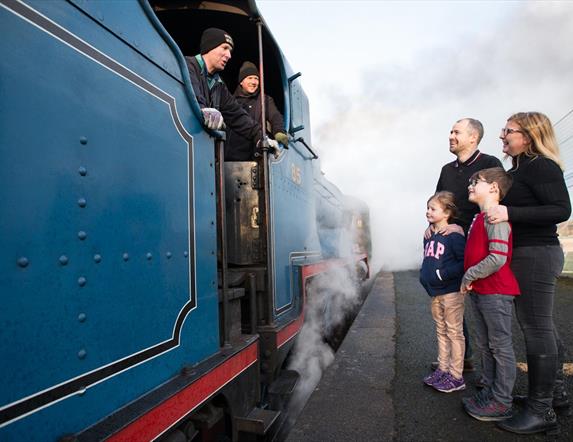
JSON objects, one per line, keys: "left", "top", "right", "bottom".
{"left": 465, "top": 397, "right": 513, "bottom": 422}
{"left": 462, "top": 388, "right": 492, "bottom": 409}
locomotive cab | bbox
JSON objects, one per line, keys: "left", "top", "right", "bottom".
{"left": 150, "top": 0, "right": 298, "bottom": 385}
{"left": 150, "top": 3, "right": 306, "bottom": 436}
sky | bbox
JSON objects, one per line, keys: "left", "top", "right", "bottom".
{"left": 257, "top": 0, "right": 573, "bottom": 271}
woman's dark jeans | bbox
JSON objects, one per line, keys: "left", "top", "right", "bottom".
{"left": 511, "top": 245, "right": 564, "bottom": 357}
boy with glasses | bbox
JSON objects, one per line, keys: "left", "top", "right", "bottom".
{"left": 461, "top": 167, "right": 520, "bottom": 421}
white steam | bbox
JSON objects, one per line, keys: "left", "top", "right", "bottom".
{"left": 286, "top": 265, "right": 362, "bottom": 425}
{"left": 314, "top": 2, "right": 573, "bottom": 271}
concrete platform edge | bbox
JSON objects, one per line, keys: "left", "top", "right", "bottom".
{"left": 286, "top": 271, "right": 397, "bottom": 441}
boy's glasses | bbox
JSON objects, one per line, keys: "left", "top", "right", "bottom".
{"left": 500, "top": 127, "right": 523, "bottom": 137}
{"left": 468, "top": 178, "right": 488, "bottom": 187}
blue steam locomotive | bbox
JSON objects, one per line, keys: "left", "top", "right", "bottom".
{"left": 0, "top": 1, "right": 371, "bottom": 440}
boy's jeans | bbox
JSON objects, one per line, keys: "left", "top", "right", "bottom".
{"left": 431, "top": 292, "right": 465, "bottom": 379}
{"left": 469, "top": 292, "right": 516, "bottom": 407}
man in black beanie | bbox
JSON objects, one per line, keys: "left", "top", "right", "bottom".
{"left": 226, "top": 61, "right": 288, "bottom": 160}
{"left": 186, "top": 28, "right": 278, "bottom": 155}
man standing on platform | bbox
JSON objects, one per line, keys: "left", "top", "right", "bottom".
{"left": 429, "top": 118, "right": 503, "bottom": 373}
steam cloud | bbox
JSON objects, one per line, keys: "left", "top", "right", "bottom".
{"left": 268, "top": 2, "right": 573, "bottom": 432}
{"left": 315, "top": 2, "right": 573, "bottom": 271}
{"left": 285, "top": 265, "right": 363, "bottom": 429}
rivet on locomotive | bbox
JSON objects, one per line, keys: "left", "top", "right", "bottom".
{"left": 0, "top": 0, "right": 372, "bottom": 440}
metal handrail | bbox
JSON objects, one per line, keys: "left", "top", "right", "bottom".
{"left": 215, "top": 139, "right": 230, "bottom": 346}
{"left": 294, "top": 137, "right": 318, "bottom": 160}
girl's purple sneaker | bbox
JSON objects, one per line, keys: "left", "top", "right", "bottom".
{"left": 423, "top": 368, "right": 447, "bottom": 386}
{"left": 433, "top": 372, "right": 466, "bottom": 393}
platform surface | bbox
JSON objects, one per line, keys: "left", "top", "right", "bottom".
{"left": 288, "top": 271, "right": 573, "bottom": 441}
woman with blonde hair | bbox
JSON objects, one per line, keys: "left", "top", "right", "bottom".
{"left": 487, "top": 112, "right": 571, "bottom": 435}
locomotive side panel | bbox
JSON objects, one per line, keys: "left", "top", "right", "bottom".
{"left": 269, "top": 151, "right": 320, "bottom": 316}
{"left": 269, "top": 75, "right": 321, "bottom": 318}
{"left": 0, "top": 0, "right": 220, "bottom": 438}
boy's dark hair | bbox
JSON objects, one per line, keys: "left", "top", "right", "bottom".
{"left": 428, "top": 191, "right": 458, "bottom": 222}
{"left": 470, "top": 167, "right": 513, "bottom": 200}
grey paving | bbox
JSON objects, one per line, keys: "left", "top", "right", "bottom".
{"left": 288, "top": 270, "right": 573, "bottom": 441}
{"left": 287, "top": 272, "right": 396, "bottom": 441}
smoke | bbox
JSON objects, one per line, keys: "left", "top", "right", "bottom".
{"left": 279, "top": 177, "right": 369, "bottom": 429}
{"left": 314, "top": 2, "right": 573, "bottom": 271}
{"left": 285, "top": 265, "right": 363, "bottom": 427}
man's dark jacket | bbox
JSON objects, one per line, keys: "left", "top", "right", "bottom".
{"left": 186, "top": 56, "right": 261, "bottom": 145}
{"left": 436, "top": 150, "right": 502, "bottom": 233}
{"left": 226, "top": 86, "right": 285, "bottom": 160}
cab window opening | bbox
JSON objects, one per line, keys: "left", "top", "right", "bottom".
{"left": 150, "top": 2, "right": 286, "bottom": 118}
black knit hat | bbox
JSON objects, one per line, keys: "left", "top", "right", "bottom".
{"left": 238, "top": 61, "right": 259, "bottom": 83}
{"left": 200, "top": 28, "right": 234, "bottom": 54}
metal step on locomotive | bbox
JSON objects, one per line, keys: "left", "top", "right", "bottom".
{"left": 0, "top": 1, "right": 372, "bottom": 440}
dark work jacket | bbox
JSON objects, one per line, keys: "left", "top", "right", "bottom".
{"left": 420, "top": 231, "right": 466, "bottom": 297}
{"left": 436, "top": 150, "right": 502, "bottom": 233}
{"left": 226, "top": 87, "right": 285, "bottom": 161}
{"left": 185, "top": 55, "right": 261, "bottom": 144}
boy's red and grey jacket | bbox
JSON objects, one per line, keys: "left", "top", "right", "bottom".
{"left": 419, "top": 231, "right": 466, "bottom": 297}
{"left": 463, "top": 213, "right": 520, "bottom": 295}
